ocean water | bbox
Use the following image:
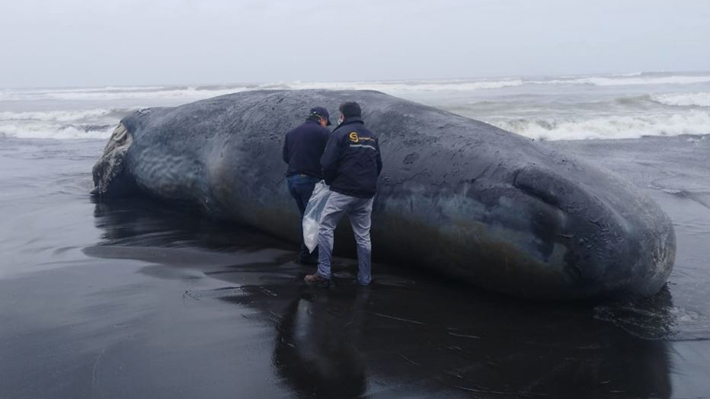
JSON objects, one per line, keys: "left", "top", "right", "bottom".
{"left": 2, "top": 73, "right": 710, "bottom": 398}
{"left": 1, "top": 71, "right": 710, "bottom": 141}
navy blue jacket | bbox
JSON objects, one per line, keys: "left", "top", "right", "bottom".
{"left": 321, "top": 117, "right": 383, "bottom": 198}
{"left": 283, "top": 119, "right": 330, "bottom": 178}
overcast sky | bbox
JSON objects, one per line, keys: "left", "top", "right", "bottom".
{"left": 2, "top": 0, "right": 709, "bottom": 88}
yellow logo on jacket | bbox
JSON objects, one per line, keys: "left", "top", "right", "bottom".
{"left": 349, "top": 132, "right": 359, "bottom": 143}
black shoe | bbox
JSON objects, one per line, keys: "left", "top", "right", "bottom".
{"left": 304, "top": 273, "right": 330, "bottom": 288}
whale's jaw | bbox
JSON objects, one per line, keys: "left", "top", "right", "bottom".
{"left": 91, "top": 123, "right": 135, "bottom": 198}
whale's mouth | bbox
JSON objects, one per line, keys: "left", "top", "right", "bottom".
{"left": 91, "top": 123, "right": 135, "bottom": 197}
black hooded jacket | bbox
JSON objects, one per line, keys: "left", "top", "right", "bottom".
{"left": 320, "top": 117, "right": 383, "bottom": 198}
{"left": 283, "top": 118, "right": 331, "bottom": 178}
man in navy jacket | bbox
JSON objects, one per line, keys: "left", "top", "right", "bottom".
{"left": 283, "top": 107, "right": 331, "bottom": 264}
{"left": 305, "top": 102, "right": 383, "bottom": 287}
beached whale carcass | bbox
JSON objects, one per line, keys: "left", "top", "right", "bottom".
{"left": 91, "top": 90, "right": 676, "bottom": 300}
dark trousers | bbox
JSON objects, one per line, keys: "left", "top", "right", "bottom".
{"left": 287, "top": 175, "right": 321, "bottom": 262}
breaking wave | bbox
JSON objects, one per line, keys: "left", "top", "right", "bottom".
{"left": 3, "top": 71, "right": 710, "bottom": 140}
{"left": 0, "top": 108, "right": 134, "bottom": 140}
{"left": 0, "top": 124, "right": 115, "bottom": 140}
{"left": 534, "top": 74, "right": 710, "bottom": 87}
{"left": 650, "top": 92, "right": 710, "bottom": 107}
{"left": 0, "top": 86, "right": 248, "bottom": 102}
{"left": 490, "top": 110, "right": 710, "bottom": 141}
{"left": 288, "top": 79, "right": 526, "bottom": 92}
{"left": 2, "top": 72, "right": 709, "bottom": 103}
{"left": 0, "top": 80, "right": 526, "bottom": 102}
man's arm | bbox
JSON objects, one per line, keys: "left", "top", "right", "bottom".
{"left": 320, "top": 132, "right": 342, "bottom": 185}
{"left": 376, "top": 139, "right": 383, "bottom": 176}
{"left": 318, "top": 127, "right": 331, "bottom": 157}
{"left": 282, "top": 134, "right": 290, "bottom": 164}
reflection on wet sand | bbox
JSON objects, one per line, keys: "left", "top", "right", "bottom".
{"left": 218, "top": 285, "right": 673, "bottom": 398}
{"left": 83, "top": 198, "right": 682, "bottom": 398}
{"left": 273, "top": 290, "right": 368, "bottom": 398}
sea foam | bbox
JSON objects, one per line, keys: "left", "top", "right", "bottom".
{"left": 3, "top": 72, "right": 710, "bottom": 141}
{"left": 0, "top": 108, "right": 132, "bottom": 140}
{"left": 650, "top": 92, "right": 710, "bottom": 107}
{"left": 491, "top": 111, "right": 710, "bottom": 141}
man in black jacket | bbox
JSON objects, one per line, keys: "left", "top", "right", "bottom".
{"left": 305, "top": 102, "right": 383, "bottom": 287}
{"left": 283, "top": 107, "right": 331, "bottom": 264}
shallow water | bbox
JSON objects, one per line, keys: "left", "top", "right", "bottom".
{"left": 0, "top": 135, "right": 709, "bottom": 399}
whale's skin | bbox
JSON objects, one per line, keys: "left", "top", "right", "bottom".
{"left": 92, "top": 90, "right": 675, "bottom": 300}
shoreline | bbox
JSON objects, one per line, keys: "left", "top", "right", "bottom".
{"left": 0, "top": 133, "right": 709, "bottom": 398}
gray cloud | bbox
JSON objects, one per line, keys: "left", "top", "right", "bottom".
{"left": 1, "top": 0, "right": 709, "bottom": 88}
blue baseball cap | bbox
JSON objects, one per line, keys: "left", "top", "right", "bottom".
{"left": 310, "top": 107, "right": 332, "bottom": 126}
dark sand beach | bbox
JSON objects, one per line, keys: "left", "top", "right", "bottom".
{"left": 1, "top": 134, "right": 709, "bottom": 399}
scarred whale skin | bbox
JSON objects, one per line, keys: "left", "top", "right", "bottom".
{"left": 92, "top": 90, "right": 676, "bottom": 300}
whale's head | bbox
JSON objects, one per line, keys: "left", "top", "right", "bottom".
{"left": 366, "top": 97, "right": 676, "bottom": 300}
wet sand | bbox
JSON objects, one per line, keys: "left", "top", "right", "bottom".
{"left": 0, "top": 135, "right": 708, "bottom": 398}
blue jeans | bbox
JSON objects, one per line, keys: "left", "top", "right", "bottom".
{"left": 317, "top": 191, "right": 374, "bottom": 286}
{"left": 287, "top": 175, "right": 321, "bottom": 262}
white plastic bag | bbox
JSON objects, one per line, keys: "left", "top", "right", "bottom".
{"left": 302, "top": 181, "right": 331, "bottom": 253}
